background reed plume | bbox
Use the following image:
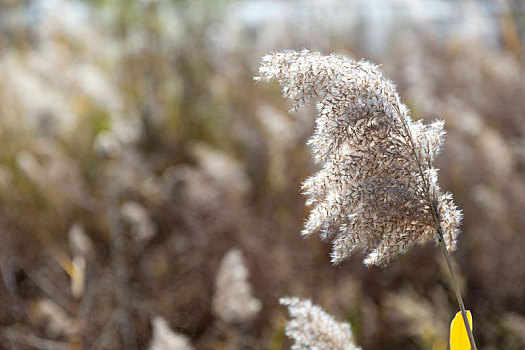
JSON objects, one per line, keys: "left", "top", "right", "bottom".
{"left": 256, "top": 50, "right": 462, "bottom": 267}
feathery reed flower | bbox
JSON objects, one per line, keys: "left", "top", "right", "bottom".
{"left": 280, "top": 297, "right": 360, "bottom": 350}
{"left": 149, "top": 316, "right": 195, "bottom": 350}
{"left": 212, "top": 248, "right": 262, "bottom": 323}
{"left": 256, "top": 50, "right": 462, "bottom": 266}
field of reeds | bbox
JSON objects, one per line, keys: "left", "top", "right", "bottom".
{"left": 0, "top": 1, "right": 524, "bottom": 349}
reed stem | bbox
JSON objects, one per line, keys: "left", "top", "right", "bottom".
{"left": 395, "top": 104, "right": 477, "bottom": 349}
{"left": 436, "top": 227, "right": 477, "bottom": 350}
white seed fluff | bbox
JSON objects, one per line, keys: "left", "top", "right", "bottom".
{"left": 256, "top": 50, "right": 462, "bottom": 266}
{"left": 212, "top": 248, "right": 262, "bottom": 323}
{"left": 280, "top": 297, "right": 360, "bottom": 350}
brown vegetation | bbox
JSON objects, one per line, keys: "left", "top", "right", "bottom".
{"left": 0, "top": 1, "right": 524, "bottom": 349}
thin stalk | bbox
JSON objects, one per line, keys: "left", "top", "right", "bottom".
{"left": 394, "top": 105, "right": 478, "bottom": 349}
{"left": 436, "top": 226, "right": 477, "bottom": 349}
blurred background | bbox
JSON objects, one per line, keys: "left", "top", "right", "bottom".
{"left": 0, "top": 0, "right": 524, "bottom": 349}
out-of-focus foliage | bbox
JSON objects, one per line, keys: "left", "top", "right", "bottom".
{"left": 0, "top": 0, "right": 524, "bottom": 349}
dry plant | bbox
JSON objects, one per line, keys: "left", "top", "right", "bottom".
{"left": 212, "top": 248, "right": 262, "bottom": 324}
{"left": 256, "top": 50, "right": 476, "bottom": 348}
{"left": 280, "top": 297, "right": 360, "bottom": 350}
{"left": 149, "top": 316, "right": 195, "bottom": 350}
{"left": 1, "top": 1, "right": 522, "bottom": 348}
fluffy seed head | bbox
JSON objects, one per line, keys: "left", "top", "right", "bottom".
{"left": 256, "top": 50, "right": 462, "bottom": 266}
{"left": 149, "top": 316, "right": 195, "bottom": 350}
{"left": 280, "top": 297, "right": 360, "bottom": 350}
{"left": 212, "top": 248, "right": 262, "bottom": 323}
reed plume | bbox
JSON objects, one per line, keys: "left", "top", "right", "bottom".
{"left": 149, "top": 316, "right": 195, "bottom": 350}
{"left": 212, "top": 248, "right": 262, "bottom": 323}
{"left": 256, "top": 50, "right": 461, "bottom": 266}
{"left": 280, "top": 297, "right": 360, "bottom": 350}
{"left": 257, "top": 49, "right": 476, "bottom": 349}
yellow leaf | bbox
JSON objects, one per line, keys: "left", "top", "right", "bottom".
{"left": 450, "top": 310, "right": 473, "bottom": 350}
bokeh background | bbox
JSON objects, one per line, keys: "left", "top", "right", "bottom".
{"left": 0, "top": 0, "right": 524, "bottom": 349}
